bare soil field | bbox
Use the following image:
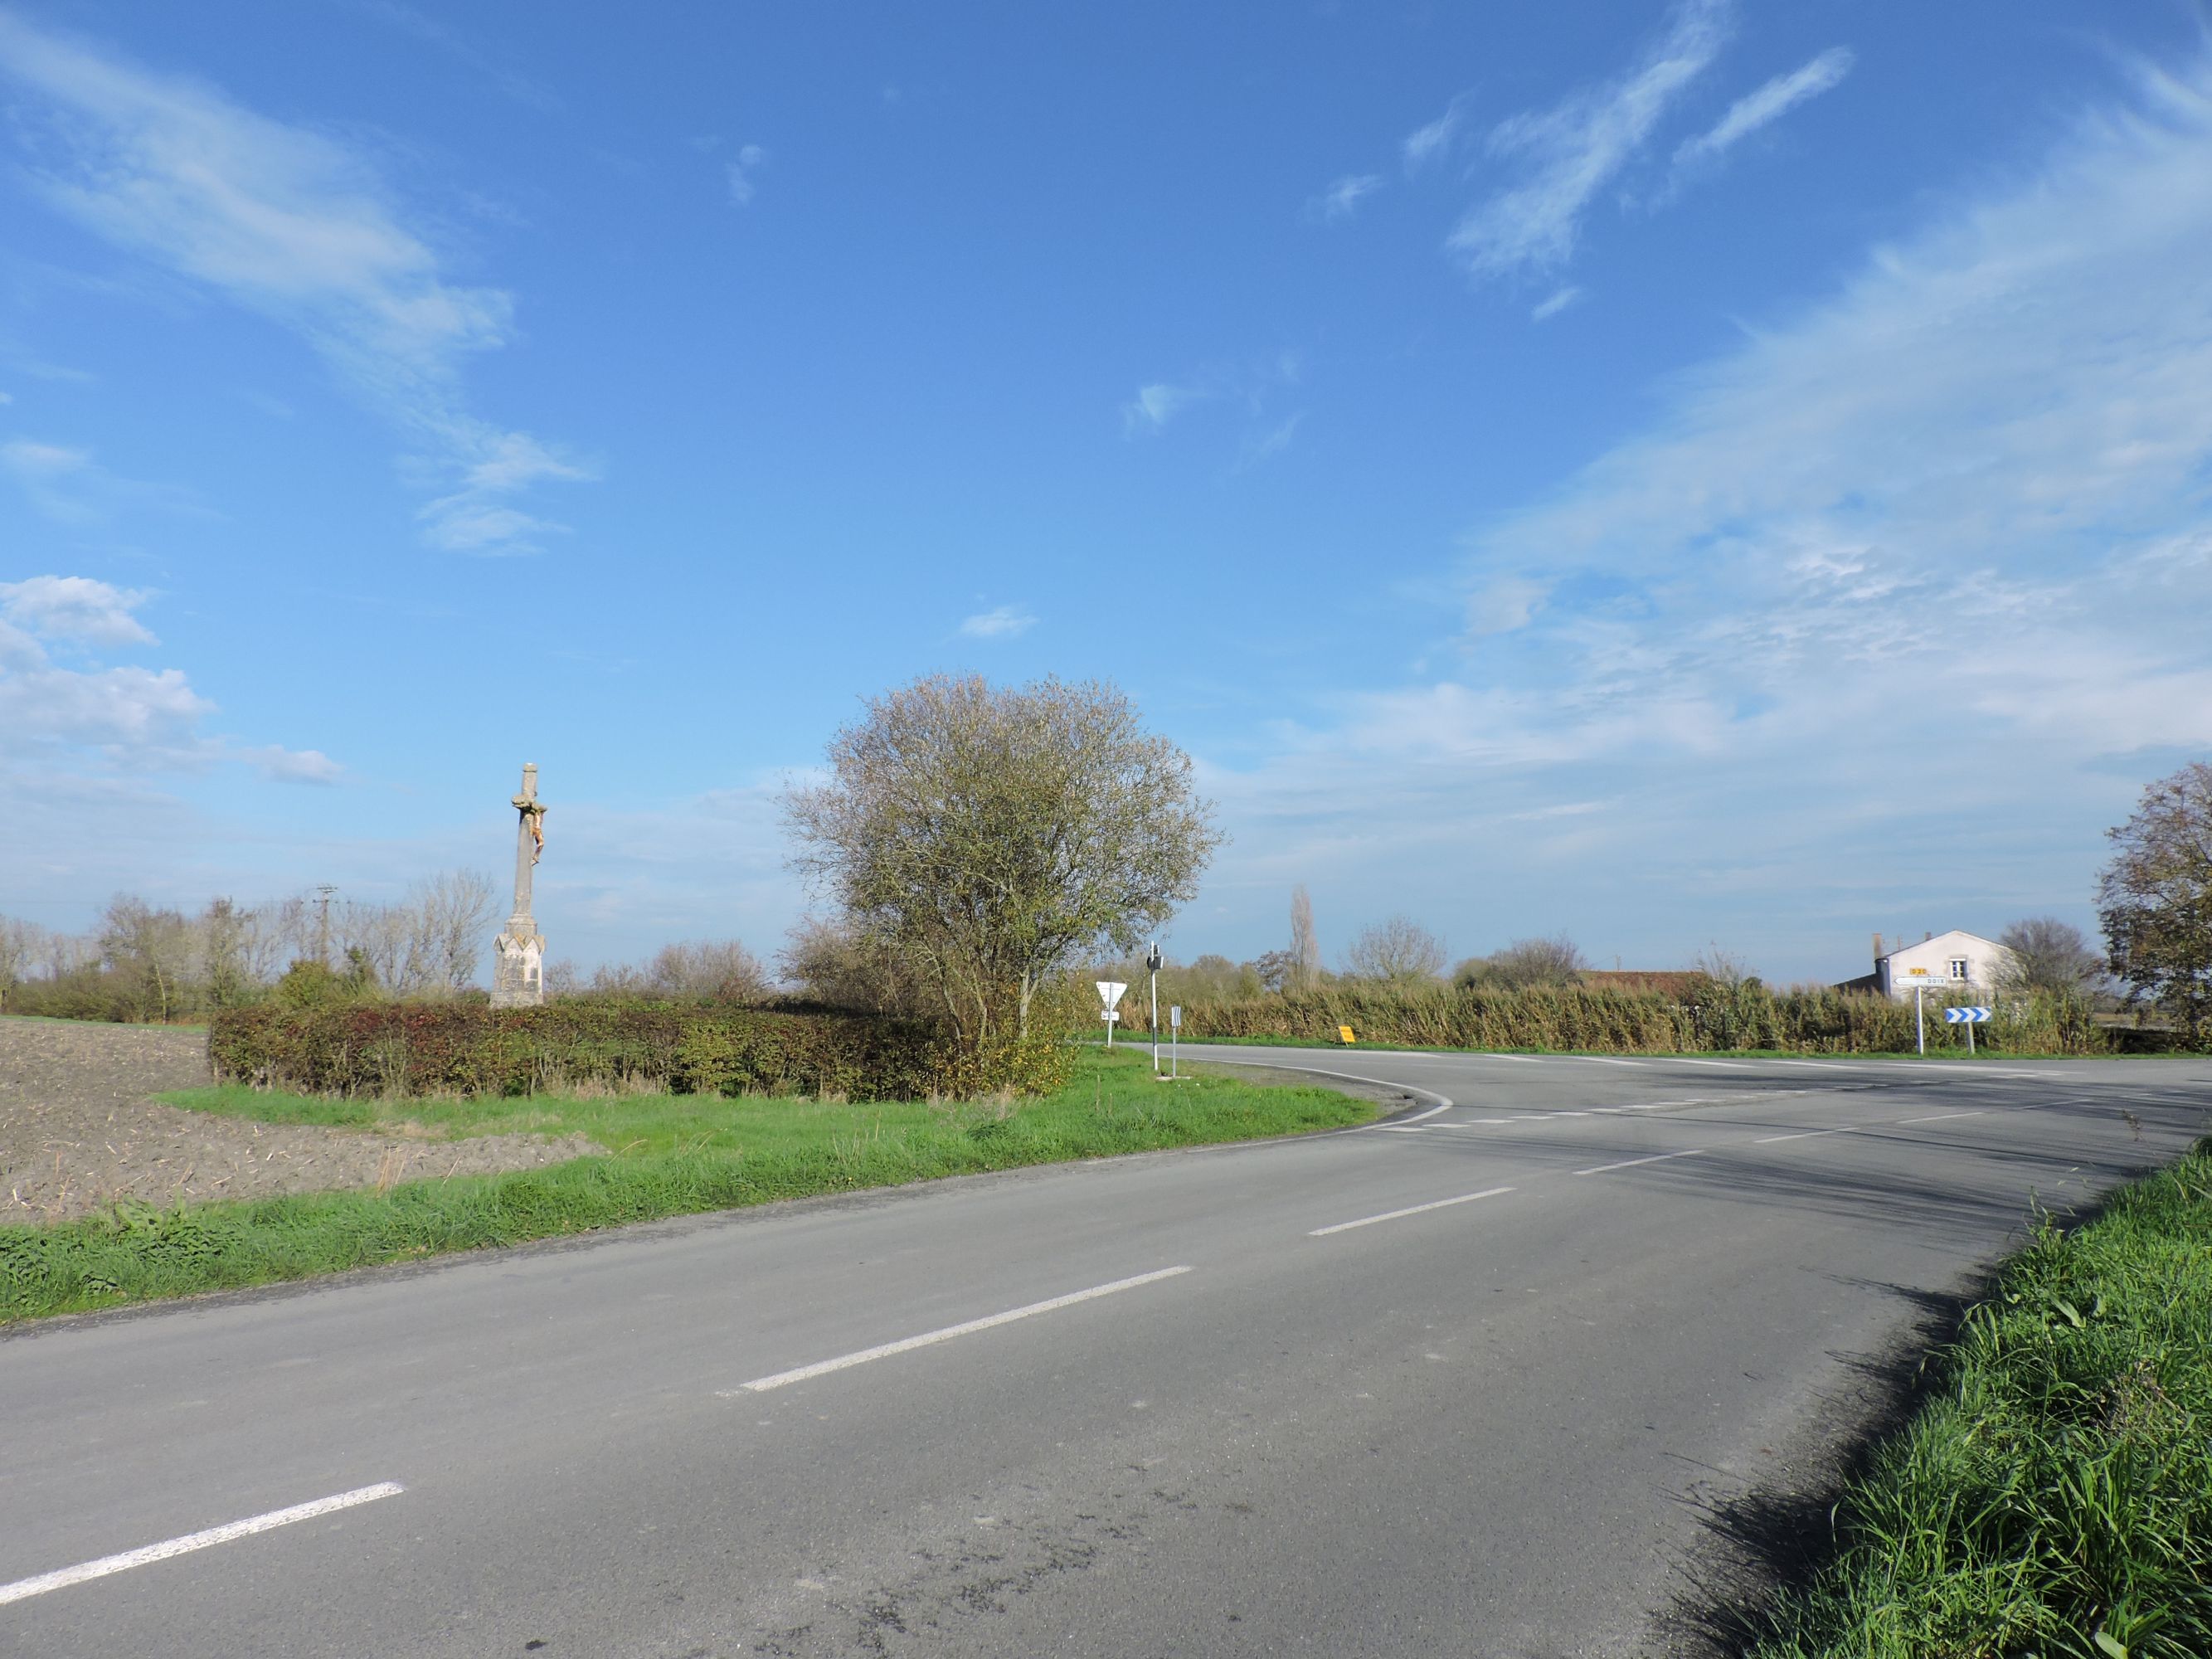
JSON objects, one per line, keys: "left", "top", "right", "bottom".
{"left": 0, "top": 1017, "right": 600, "bottom": 1226}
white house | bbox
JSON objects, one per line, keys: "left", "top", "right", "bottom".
{"left": 1842, "top": 931, "right": 2015, "bottom": 1000}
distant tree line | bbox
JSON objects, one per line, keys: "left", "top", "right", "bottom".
{"left": 0, "top": 872, "right": 493, "bottom": 1023}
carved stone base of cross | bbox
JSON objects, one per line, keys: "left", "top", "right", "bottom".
{"left": 490, "top": 925, "right": 546, "bottom": 1007}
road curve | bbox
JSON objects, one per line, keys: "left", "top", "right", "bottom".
{"left": 2, "top": 1050, "right": 2206, "bottom": 1657}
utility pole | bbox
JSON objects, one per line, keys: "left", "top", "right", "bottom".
{"left": 314, "top": 883, "right": 338, "bottom": 969}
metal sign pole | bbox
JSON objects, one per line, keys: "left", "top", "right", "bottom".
{"left": 1094, "top": 980, "right": 1128, "bottom": 1049}
{"left": 1966, "top": 1013, "right": 1976, "bottom": 1057}
{"left": 1915, "top": 984, "right": 1925, "bottom": 1055}
{"left": 1147, "top": 942, "right": 1162, "bottom": 1075}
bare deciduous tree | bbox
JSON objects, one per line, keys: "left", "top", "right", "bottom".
{"left": 409, "top": 869, "right": 494, "bottom": 991}
{"left": 1288, "top": 885, "right": 1320, "bottom": 993}
{"left": 1474, "top": 934, "right": 1587, "bottom": 990}
{"left": 1692, "top": 944, "right": 1756, "bottom": 988}
{"left": 2098, "top": 761, "right": 2212, "bottom": 1037}
{"left": 97, "top": 895, "right": 196, "bottom": 1022}
{"left": 1996, "top": 917, "right": 2103, "bottom": 996}
{"left": 0, "top": 916, "right": 47, "bottom": 1010}
{"left": 1344, "top": 914, "right": 1447, "bottom": 984}
{"left": 783, "top": 674, "right": 1222, "bottom": 1049}
{"left": 648, "top": 940, "right": 771, "bottom": 1001}
{"left": 779, "top": 916, "right": 919, "bottom": 1015}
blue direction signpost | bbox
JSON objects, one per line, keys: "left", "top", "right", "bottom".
{"left": 1943, "top": 1005, "right": 1993, "bottom": 1054}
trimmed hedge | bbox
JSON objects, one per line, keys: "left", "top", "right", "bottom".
{"left": 208, "top": 1000, "right": 946, "bottom": 1101}
{"left": 1168, "top": 982, "right": 2118, "bottom": 1055}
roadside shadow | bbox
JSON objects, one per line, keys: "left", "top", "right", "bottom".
{"left": 1651, "top": 1173, "right": 2154, "bottom": 1657}
{"left": 1653, "top": 1272, "right": 1982, "bottom": 1656}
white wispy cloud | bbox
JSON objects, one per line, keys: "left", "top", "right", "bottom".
{"left": 0, "top": 573, "right": 338, "bottom": 782}
{"left": 1121, "top": 353, "right": 1300, "bottom": 441}
{"left": 0, "top": 12, "right": 588, "bottom": 553}
{"left": 1463, "top": 575, "right": 1548, "bottom": 637}
{"left": 1403, "top": 98, "right": 1467, "bottom": 171}
{"left": 1, "top": 436, "right": 202, "bottom": 524}
{"left": 1306, "top": 173, "right": 1383, "bottom": 223}
{"left": 1530, "top": 285, "right": 1584, "bottom": 322}
{"left": 1237, "top": 413, "right": 1305, "bottom": 469}
{"left": 1122, "top": 381, "right": 1202, "bottom": 435}
{"left": 1205, "top": 47, "right": 2212, "bottom": 978}
{"left": 2, "top": 437, "right": 92, "bottom": 523}
{"left": 1670, "top": 46, "right": 1854, "bottom": 182}
{"left": 341, "top": 0, "right": 559, "bottom": 110}
{"left": 957, "top": 604, "right": 1038, "bottom": 640}
{"left": 1449, "top": 0, "right": 1732, "bottom": 280}
{"left": 726, "top": 143, "right": 768, "bottom": 206}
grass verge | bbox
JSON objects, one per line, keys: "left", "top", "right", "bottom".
{"left": 0, "top": 1048, "right": 1369, "bottom": 1325}
{"left": 1746, "top": 1140, "right": 2212, "bottom": 1658}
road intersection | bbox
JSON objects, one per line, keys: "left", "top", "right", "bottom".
{"left": 3, "top": 1050, "right": 2205, "bottom": 1657}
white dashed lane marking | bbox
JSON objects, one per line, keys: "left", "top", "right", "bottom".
{"left": 723, "top": 1267, "right": 1194, "bottom": 1394}
{"left": 1310, "top": 1187, "right": 1516, "bottom": 1237}
{"left": 1573, "top": 1150, "right": 1706, "bottom": 1176}
{"left": 0, "top": 1484, "right": 406, "bottom": 1607}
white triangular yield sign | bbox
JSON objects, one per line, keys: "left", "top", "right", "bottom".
{"left": 1096, "top": 980, "right": 1128, "bottom": 1011}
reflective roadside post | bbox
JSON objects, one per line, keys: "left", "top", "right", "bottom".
{"left": 1146, "top": 941, "right": 1164, "bottom": 1074}
{"left": 1169, "top": 1004, "right": 1181, "bottom": 1079}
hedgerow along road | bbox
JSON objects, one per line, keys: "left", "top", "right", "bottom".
{"left": 2, "top": 1048, "right": 2205, "bottom": 1657}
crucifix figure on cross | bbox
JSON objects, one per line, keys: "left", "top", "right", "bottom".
{"left": 491, "top": 761, "right": 549, "bottom": 1007}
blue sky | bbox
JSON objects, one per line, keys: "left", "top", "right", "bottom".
{"left": 3, "top": 0, "right": 2210, "bottom": 985}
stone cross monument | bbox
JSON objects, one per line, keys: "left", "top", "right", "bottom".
{"left": 490, "top": 762, "right": 548, "bottom": 1008}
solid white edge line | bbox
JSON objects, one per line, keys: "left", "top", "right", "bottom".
{"left": 1573, "top": 1150, "right": 1705, "bottom": 1175}
{"left": 1389, "top": 1100, "right": 1453, "bottom": 1126}
{"left": 1897, "top": 1111, "right": 1986, "bottom": 1125}
{"left": 1309, "top": 1186, "right": 1515, "bottom": 1237}
{"left": 1170, "top": 1053, "right": 1454, "bottom": 1126}
{"left": 1755, "top": 1126, "right": 1857, "bottom": 1144}
{"left": 0, "top": 1483, "right": 405, "bottom": 1607}
{"left": 1581, "top": 1058, "right": 1646, "bottom": 1067}
{"left": 724, "top": 1267, "right": 1194, "bottom": 1394}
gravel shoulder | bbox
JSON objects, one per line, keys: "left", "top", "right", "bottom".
{"left": 0, "top": 1016, "right": 599, "bottom": 1226}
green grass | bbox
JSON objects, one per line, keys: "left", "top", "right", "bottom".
{"left": 0, "top": 1048, "right": 1370, "bottom": 1324}
{"left": 0, "top": 1011, "right": 208, "bottom": 1031}
{"left": 1748, "top": 1141, "right": 2212, "bottom": 1658}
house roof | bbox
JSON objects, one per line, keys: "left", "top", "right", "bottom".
{"left": 1879, "top": 929, "right": 2001, "bottom": 961}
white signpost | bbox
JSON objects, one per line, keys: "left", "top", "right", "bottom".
{"left": 1169, "top": 1005, "right": 1182, "bottom": 1079}
{"left": 1944, "top": 1005, "right": 1993, "bottom": 1055}
{"left": 1096, "top": 980, "right": 1127, "bottom": 1048}
{"left": 1901, "top": 966, "right": 1937, "bottom": 1054}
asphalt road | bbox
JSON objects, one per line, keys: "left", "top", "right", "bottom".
{"left": 3, "top": 1048, "right": 2207, "bottom": 1658}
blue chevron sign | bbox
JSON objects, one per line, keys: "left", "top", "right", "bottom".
{"left": 1943, "top": 1006, "right": 1992, "bottom": 1024}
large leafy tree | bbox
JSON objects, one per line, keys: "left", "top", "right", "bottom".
{"left": 2098, "top": 761, "right": 2212, "bottom": 1040}
{"left": 782, "top": 674, "right": 1222, "bottom": 1050}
